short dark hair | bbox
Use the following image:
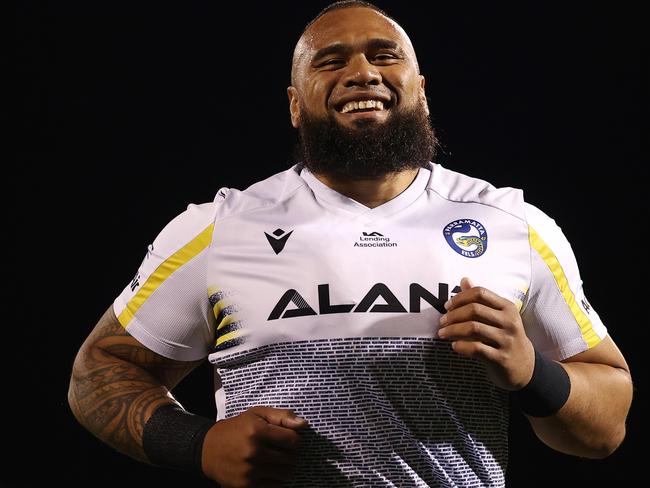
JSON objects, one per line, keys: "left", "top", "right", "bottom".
{"left": 301, "top": 1, "right": 396, "bottom": 38}
{"left": 292, "top": 1, "right": 405, "bottom": 85}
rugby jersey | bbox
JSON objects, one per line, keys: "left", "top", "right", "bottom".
{"left": 113, "top": 162, "right": 607, "bottom": 487}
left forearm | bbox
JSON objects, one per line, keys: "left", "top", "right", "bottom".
{"left": 526, "top": 361, "right": 633, "bottom": 458}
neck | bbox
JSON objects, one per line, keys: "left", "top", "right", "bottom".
{"left": 310, "top": 167, "right": 420, "bottom": 209}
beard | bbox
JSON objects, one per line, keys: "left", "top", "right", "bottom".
{"left": 294, "top": 102, "right": 438, "bottom": 179}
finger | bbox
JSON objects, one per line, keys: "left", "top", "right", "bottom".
{"left": 445, "top": 285, "right": 512, "bottom": 312}
{"left": 451, "top": 339, "right": 501, "bottom": 362}
{"left": 437, "top": 321, "right": 503, "bottom": 348}
{"left": 440, "top": 302, "right": 506, "bottom": 329}
{"left": 259, "top": 422, "right": 305, "bottom": 450}
{"left": 250, "top": 406, "right": 309, "bottom": 428}
{"left": 460, "top": 276, "right": 474, "bottom": 291}
{"left": 280, "top": 416, "right": 310, "bottom": 430}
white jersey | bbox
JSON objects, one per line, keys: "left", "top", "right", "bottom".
{"left": 113, "top": 162, "right": 606, "bottom": 487}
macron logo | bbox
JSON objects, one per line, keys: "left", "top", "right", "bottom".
{"left": 265, "top": 228, "right": 293, "bottom": 255}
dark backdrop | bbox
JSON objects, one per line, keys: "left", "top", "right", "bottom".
{"left": 14, "top": 1, "right": 646, "bottom": 486}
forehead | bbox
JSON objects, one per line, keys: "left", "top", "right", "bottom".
{"left": 303, "top": 7, "right": 412, "bottom": 56}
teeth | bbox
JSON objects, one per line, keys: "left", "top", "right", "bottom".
{"left": 340, "top": 100, "right": 385, "bottom": 114}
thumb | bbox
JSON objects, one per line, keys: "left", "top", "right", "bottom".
{"left": 460, "top": 276, "right": 475, "bottom": 291}
{"left": 250, "top": 406, "right": 309, "bottom": 428}
{"left": 280, "top": 416, "right": 310, "bottom": 429}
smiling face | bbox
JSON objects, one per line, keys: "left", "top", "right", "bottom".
{"left": 289, "top": 6, "right": 428, "bottom": 130}
{"left": 288, "top": 6, "right": 437, "bottom": 179}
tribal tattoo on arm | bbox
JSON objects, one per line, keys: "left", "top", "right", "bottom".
{"left": 68, "top": 306, "right": 204, "bottom": 463}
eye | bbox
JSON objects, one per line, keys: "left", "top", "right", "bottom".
{"left": 322, "top": 58, "right": 345, "bottom": 66}
{"left": 373, "top": 53, "right": 398, "bottom": 62}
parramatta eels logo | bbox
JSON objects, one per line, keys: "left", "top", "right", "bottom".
{"left": 443, "top": 219, "right": 488, "bottom": 258}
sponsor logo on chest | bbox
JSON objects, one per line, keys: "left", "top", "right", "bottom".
{"left": 268, "top": 282, "right": 460, "bottom": 320}
{"left": 354, "top": 231, "right": 398, "bottom": 248}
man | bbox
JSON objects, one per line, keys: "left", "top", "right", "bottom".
{"left": 68, "top": 1, "right": 633, "bottom": 487}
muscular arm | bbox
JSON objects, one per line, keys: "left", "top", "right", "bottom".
{"left": 526, "top": 336, "right": 633, "bottom": 458}
{"left": 67, "top": 305, "right": 204, "bottom": 463}
{"left": 439, "top": 278, "right": 633, "bottom": 459}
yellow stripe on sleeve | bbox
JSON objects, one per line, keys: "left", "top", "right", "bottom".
{"left": 528, "top": 225, "right": 601, "bottom": 348}
{"left": 216, "top": 314, "right": 238, "bottom": 331}
{"left": 216, "top": 329, "right": 240, "bottom": 346}
{"left": 117, "top": 223, "right": 214, "bottom": 328}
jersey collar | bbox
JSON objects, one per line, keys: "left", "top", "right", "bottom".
{"left": 298, "top": 164, "right": 432, "bottom": 219}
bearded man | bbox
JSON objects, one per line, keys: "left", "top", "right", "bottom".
{"left": 68, "top": 2, "right": 632, "bottom": 487}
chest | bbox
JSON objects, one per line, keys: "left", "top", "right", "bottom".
{"left": 207, "top": 200, "right": 529, "bottom": 356}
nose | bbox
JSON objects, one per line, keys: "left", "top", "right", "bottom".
{"left": 341, "top": 54, "right": 381, "bottom": 87}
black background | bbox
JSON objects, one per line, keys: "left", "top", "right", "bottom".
{"left": 14, "top": 1, "right": 646, "bottom": 486}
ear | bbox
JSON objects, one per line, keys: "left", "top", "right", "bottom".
{"left": 287, "top": 86, "right": 301, "bottom": 128}
{"left": 419, "top": 75, "right": 429, "bottom": 116}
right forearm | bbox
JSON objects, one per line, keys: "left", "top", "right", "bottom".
{"left": 68, "top": 345, "right": 177, "bottom": 463}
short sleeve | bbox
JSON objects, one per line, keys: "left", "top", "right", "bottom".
{"left": 521, "top": 203, "right": 608, "bottom": 361}
{"left": 113, "top": 202, "right": 217, "bottom": 361}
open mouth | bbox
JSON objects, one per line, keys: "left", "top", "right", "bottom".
{"left": 333, "top": 97, "right": 394, "bottom": 116}
{"left": 339, "top": 99, "right": 386, "bottom": 114}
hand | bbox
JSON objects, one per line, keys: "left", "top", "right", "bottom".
{"left": 201, "top": 406, "right": 310, "bottom": 487}
{"left": 437, "top": 277, "right": 535, "bottom": 391}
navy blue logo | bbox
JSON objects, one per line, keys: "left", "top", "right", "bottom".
{"left": 443, "top": 219, "right": 488, "bottom": 258}
{"left": 265, "top": 228, "right": 293, "bottom": 255}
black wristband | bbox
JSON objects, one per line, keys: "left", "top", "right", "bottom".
{"left": 513, "top": 349, "right": 571, "bottom": 417}
{"left": 142, "top": 403, "right": 216, "bottom": 476}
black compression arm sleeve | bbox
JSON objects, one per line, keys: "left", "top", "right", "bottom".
{"left": 142, "top": 403, "right": 216, "bottom": 476}
{"left": 514, "top": 349, "right": 571, "bottom": 417}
